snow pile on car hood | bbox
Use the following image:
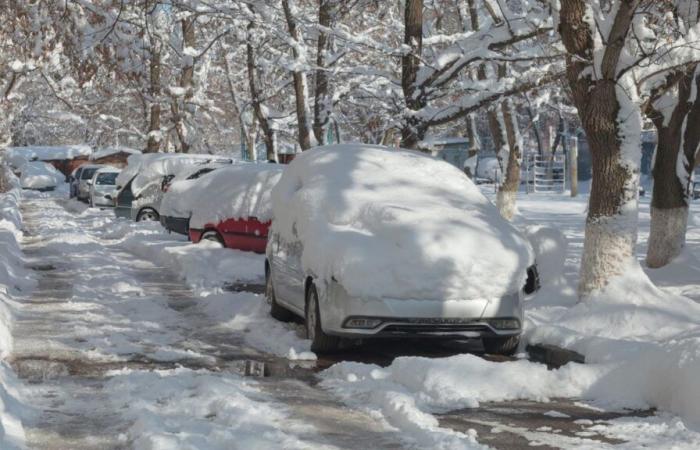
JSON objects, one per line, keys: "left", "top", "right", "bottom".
{"left": 129, "top": 154, "right": 234, "bottom": 198}
{"left": 179, "top": 164, "right": 283, "bottom": 229}
{"left": 271, "top": 145, "right": 533, "bottom": 301}
{"left": 19, "top": 162, "right": 63, "bottom": 189}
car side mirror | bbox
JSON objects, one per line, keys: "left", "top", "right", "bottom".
{"left": 86, "top": 180, "right": 93, "bottom": 186}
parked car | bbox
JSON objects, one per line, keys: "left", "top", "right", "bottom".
{"left": 265, "top": 144, "right": 539, "bottom": 354}
{"left": 71, "top": 164, "right": 107, "bottom": 202}
{"left": 113, "top": 153, "right": 233, "bottom": 222}
{"left": 693, "top": 181, "right": 700, "bottom": 200}
{"left": 159, "top": 163, "right": 231, "bottom": 235}
{"left": 88, "top": 168, "right": 121, "bottom": 207}
{"left": 184, "top": 164, "right": 283, "bottom": 253}
{"left": 19, "top": 161, "right": 63, "bottom": 191}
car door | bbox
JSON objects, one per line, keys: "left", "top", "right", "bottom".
{"left": 270, "top": 232, "right": 305, "bottom": 314}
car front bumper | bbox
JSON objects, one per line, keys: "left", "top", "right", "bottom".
{"left": 320, "top": 281, "right": 523, "bottom": 339}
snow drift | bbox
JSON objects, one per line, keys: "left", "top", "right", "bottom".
{"left": 271, "top": 144, "right": 533, "bottom": 301}
{"left": 0, "top": 165, "right": 33, "bottom": 448}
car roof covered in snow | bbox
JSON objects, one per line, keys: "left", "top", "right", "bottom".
{"left": 19, "top": 161, "right": 63, "bottom": 189}
{"left": 162, "top": 163, "right": 283, "bottom": 228}
{"left": 116, "top": 153, "right": 233, "bottom": 194}
{"left": 271, "top": 144, "right": 533, "bottom": 301}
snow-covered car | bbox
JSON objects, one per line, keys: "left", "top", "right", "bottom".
{"left": 266, "top": 144, "right": 539, "bottom": 354}
{"left": 158, "top": 163, "right": 232, "bottom": 235}
{"left": 131, "top": 156, "right": 233, "bottom": 223}
{"left": 88, "top": 168, "right": 121, "bottom": 207}
{"left": 113, "top": 153, "right": 233, "bottom": 221}
{"left": 185, "top": 164, "right": 283, "bottom": 253}
{"left": 19, "top": 161, "right": 63, "bottom": 191}
{"left": 72, "top": 164, "right": 108, "bottom": 201}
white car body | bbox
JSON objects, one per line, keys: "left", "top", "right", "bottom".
{"left": 89, "top": 168, "right": 121, "bottom": 207}
{"left": 266, "top": 144, "right": 538, "bottom": 354}
{"left": 75, "top": 164, "right": 108, "bottom": 201}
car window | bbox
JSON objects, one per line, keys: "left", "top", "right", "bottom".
{"left": 81, "top": 168, "right": 99, "bottom": 180}
{"left": 96, "top": 173, "right": 118, "bottom": 185}
{"left": 186, "top": 168, "right": 216, "bottom": 180}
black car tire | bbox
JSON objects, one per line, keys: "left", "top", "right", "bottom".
{"left": 266, "top": 272, "right": 295, "bottom": 322}
{"left": 482, "top": 335, "right": 520, "bottom": 356}
{"left": 305, "top": 283, "right": 340, "bottom": 353}
{"left": 137, "top": 208, "right": 160, "bottom": 222}
{"left": 201, "top": 230, "right": 224, "bottom": 246}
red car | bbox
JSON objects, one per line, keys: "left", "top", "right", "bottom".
{"left": 189, "top": 217, "right": 271, "bottom": 254}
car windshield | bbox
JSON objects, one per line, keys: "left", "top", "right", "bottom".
{"left": 81, "top": 168, "right": 99, "bottom": 180}
{"left": 96, "top": 173, "right": 118, "bottom": 185}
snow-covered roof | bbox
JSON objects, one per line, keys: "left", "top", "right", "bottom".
{"left": 162, "top": 163, "right": 283, "bottom": 229}
{"left": 90, "top": 146, "right": 141, "bottom": 161}
{"left": 6, "top": 145, "right": 92, "bottom": 167}
{"left": 271, "top": 144, "right": 533, "bottom": 301}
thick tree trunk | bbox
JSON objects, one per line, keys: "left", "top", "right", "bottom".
{"left": 172, "top": 17, "right": 196, "bottom": 153}
{"left": 560, "top": 0, "right": 642, "bottom": 297}
{"left": 282, "top": 0, "right": 314, "bottom": 151}
{"left": 246, "top": 22, "right": 276, "bottom": 161}
{"left": 400, "top": 0, "right": 426, "bottom": 149}
{"left": 647, "top": 71, "right": 699, "bottom": 268}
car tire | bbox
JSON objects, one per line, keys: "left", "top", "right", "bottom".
{"left": 305, "top": 283, "right": 340, "bottom": 353}
{"left": 266, "top": 271, "right": 294, "bottom": 322}
{"left": 482, "top": 335, "right": 520, "bottom": 356}
{"left": 137, "top": 208, "right": 159, "bottom": 222}
{"left": 201, "top": 230, "right": 224, "bottom": 246}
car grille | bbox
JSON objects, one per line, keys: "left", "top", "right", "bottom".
{"left": 381, "top": 323, "right": 490, "bottom": 334}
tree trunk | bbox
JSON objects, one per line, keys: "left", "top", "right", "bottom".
{"left": 400, "top": 0, "right": 425, "bottom": 149}
{"left": 145, "top": 45, "right": 161, "bottom": 153}
{"left": 246, "top": 22, "right": 276, "bottom": 161}
{"left": 282, "top": 0, "right": 314, "bottom": 151}
{"left": 559, "top": 0, "right": 642, "bottom": 297}
{"left": 313, "top": 0, "right": 337, "bottom": 146}
{"left": 498, "top": 99, "right": 522, "bottom": 221}
{"left": 172, "top": 17, "right": 196, "bottom": 153}
{"left": 647, "top": 70, "right": 699, "bottom": 268}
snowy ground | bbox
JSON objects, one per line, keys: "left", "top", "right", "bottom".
{"left": 2, "top": 186, "right": 700, "bottom": 449}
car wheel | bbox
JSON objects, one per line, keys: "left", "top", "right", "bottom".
{"left": 305, "top": 283, "right": 339, "bottom": 353}
{"left": 266, "top": 271, "right": 294, "bottom": 322}
{"left": 137, "top": 209, "right": 159, "bottom": 222}
{"left": 201, "top": 230, "right": 224, "bottom": 246}
{"left": 482, "top": 335, "right": 520, "bottom": 356}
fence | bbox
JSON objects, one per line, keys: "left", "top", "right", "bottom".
{"left": 524, "top": 154, "right": 567, "bottom": 194}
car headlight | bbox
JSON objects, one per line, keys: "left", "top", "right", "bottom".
{"left": 343, "top": 317, "right": 383, "bottom": 329}
{"left": 489, "top": 318, "right": 521, "bottom": 330}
